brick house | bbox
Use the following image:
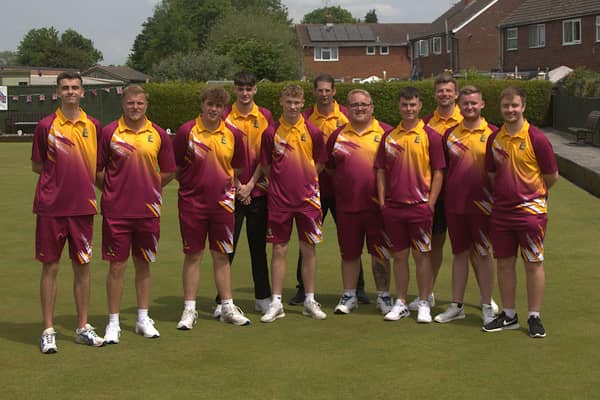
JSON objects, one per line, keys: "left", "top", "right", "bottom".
{"left": 295, "top": 23, "right": 429, "bottom": 82}
{"left": 409, "top": 0, "right": 522, "bottom": 78}
{"left": 499, "top": 0, "right": 600, "bottom": 73}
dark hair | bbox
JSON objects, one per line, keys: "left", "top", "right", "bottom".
{"left": 398, "top": 86, "right": 421, "bottom": 101}
{"left": 199, "top": 86, "right": 230, "bottom": 105}
{"left": 500, "top": 86, "right": 526, "bottom": 104}
{"left": 56, "top": 71, "right": 82, "bottom": 86}
{"left": 458, "top": 85, "right": 481, "bottom": 100}
{"left": 313, "top": 73, "right": 335, "bottom": 89}
{"left": 233, "top": 71, "right": 256, "bottom": 87}
{"left": 434, "top": 71, "right": 457, "bottom": 91}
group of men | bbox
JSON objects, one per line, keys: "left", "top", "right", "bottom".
{"left": 32, "top": 70, "right": 557, "bottom": 354}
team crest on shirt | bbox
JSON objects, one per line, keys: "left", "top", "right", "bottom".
{"left": 82, "top": 128, "right": 89, "bottom": 138}
{"left": 374, "top": 135, "right": 380, "bottom": 143}
{"left": 148, "top": 135, "right": 154, "bottom": 143}
{"left": 301, "top": 133, "right": 307, "bottom": 142}
{"left": 519, "top": 140, "right": 526, "bottom": 150}
{"left": 337, "top": 120, "right": 342, "bottom": 127}
{"left": 480, "top": 134, "right": 487, "bottom": 142}
{"left": 253, "top": 119, "right": 259, "bottom": 128}
{"left": 221, "top": 135, "right": 227, "bottom": 144}
{"left": 415, "top": 135, "right": 421, "bottom": 144}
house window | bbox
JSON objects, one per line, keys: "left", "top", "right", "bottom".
{"left": 366, "top": 46, "right": 376, "bottom": 55}
{"left": 418, "top": 39, "right": 429, "bottom": 57}
{"left": 352, "top": 78, "right": 362, "bottom": 83}
{"left": 432, "top": 37, "right": 442, "bottom": 54}
{"left": 562, "top": 19, "right": 581, "bottom": 45}
{"left": 596, "top": 16, "right": 600, "bottom": 42}
{"left": 314, "top": 47, "right": 339, "bottom": 61}
{"left": 506, "top": 28, "right": 518, "bottom": 50}
{"left": 380, "top": 46, "right": 389, "bottom": 55}
{"left": 528, "top": 24, "right": 545, "bottom": 48}
{"left": 446, "top": 35, "right": 452, "bottom": 53}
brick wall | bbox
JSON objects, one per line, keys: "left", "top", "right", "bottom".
{"left": 503, "top": 15, "right": 600, "bottom": 72}
{"left": 302, "top": 46, "right": 411, "bottom": 82}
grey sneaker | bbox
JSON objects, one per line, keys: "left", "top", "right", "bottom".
{"left": 408, "top": 293, "right": 435, "bottom": 311}
{"left": 40, "top": 327, "right": 57, "bottom": 354}
{"left": 75, "top": 324, "right": 104, "bottom": 347}
{"left": 481, "top": 304, "right": 496, "bottom": 325}
{"left": 177, "top": 309, "right": 198, "bottom": 330}
{"left": 434, "top": 303, "right": 466, "bottom": 323}
{"left": 255, "top": 298, "right": 271, "bottom": 315}
{"left": 376, "top": 295, "right": 394, "bottom": 315}
{"left": 220, "top": 304, "right": 251, "bottom": 326}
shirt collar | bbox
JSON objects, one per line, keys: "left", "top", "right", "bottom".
{"left": 433, "top": 105, "right": 462, "bottom": 122}
{"left": 279, "top": 115, "right": 305, "bottom": 131}
{"left": 231, "top": 102, "right": 259, "bottom": 119}
{"left": 499, "top": 120, "right": 530, "bottom": 140}
{"left": 195, "top": 116, "right": 226, "bottom": 134}
{"left": 397, "top": 119, "right": 425, "bottom": 134}
{"left": 55, "top": 107, "right": 86, "bottom": 126}
{"left": 117, "top": 116, "right": 153, "bottom": 134}
{"left": 345, "top": 119, "right": 378, "bottom": 136}
{"left": 459, "top": 118, "right": 487, "bottom": 133}
{"left": 313, "top": 101, "right": 341, "bottom": 119}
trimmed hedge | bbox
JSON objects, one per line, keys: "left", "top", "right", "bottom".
{"left": 145, "top": 79, "right": 552, "bottom": 131}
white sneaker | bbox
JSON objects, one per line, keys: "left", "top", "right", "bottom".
{"left": 177, "top": 309, "right": 198, "bottom": 330}
{"left": 104, "top": 323, "right": 121, "bottom": 344}
{"left": 213, "top": 304, "right": 222, "bottom": 319}
{"left": 303, "top": 300, "right": 327, "bottom": 320}
{"left": 255, "top": 298, "right": 270, "bottom": 314}
{"left": 40, "top": 327, "right": 57, "bottom": 354}
{"left": 481, "top": 303, "right": 496, "bottom": 325}
{"left": 135, "top": 318, "right": 160, "bottom": 338}
{"left": 417, "top": 301, "right": 432, "bottom": 323}
{"left": 434, "top": 303, "right": 465, "bottom": 323}
{"left": 75, "top": 323, "right": 104, "bottom": 347}
{"left": 408, "top": 293, "right": 435, "bottom": 311}
{"left": 376, "top": 295, "right": 394, "bottom": 315}
{"left": 261, "top": 302, "right": 285, "bottom": 323}
{"left": 480, "top": 296, "right": 500, "bottom": 315}
{"left": 220, "top": 304, "right": 251, "bottom": 326}
{"left": 384, "top": 301, "right": 410, "bottom": 321}
{"left": 334, "top": 295, "right": 358, "bottom": 314}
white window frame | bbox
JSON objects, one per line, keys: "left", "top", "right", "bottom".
{"left": 418, "top": 39, "right": 429, "bottom": 57}
{"left": 446, "top": 34, "right": 452, "bottom": 53}
{"left": 366, "top": 46, "right": 376, "bottom": 55}
{"left": 528, "top": 24, "right": 545, "bottom": 48}
{"left": 380, "top": 46, "right": 389, "bottom": 55}
{"left": 596, "top": 16, "right": 600, "bottom": 42}
{"left": 506, "top": 27, "right": 518, "bottom": 50}
{"left": 352, "top": 78, "right": 362, "bottom": 83}
{"left": 432, "top": 37, "right": 442, "bottom": 54}
{"left": 562, "top": 18, "right": 581, "bottom": 45}
{"left": 314, "top": 47, "right": 339, "bottom": 61}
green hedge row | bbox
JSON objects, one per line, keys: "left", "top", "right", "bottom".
{"left": 145, "top": 79, "right": 552, "bottom": 131}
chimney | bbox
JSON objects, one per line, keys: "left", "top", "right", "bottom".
{"left": 326, "top": 11, "right": 334, "bottom": 28}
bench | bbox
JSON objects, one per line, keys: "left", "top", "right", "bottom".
{"left": 568, "top": 111, "right": 600, "bottom": 145}
{"left": 4, "top": 112, "right": 46, "bottom": 134}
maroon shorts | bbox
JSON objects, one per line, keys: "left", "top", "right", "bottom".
{"left": 446, "top": 212, "right": 492, "bottom": 256}
{"left": 35, "top": 215, "right": 93, "bottom": 264}
{"left": 381, "top": 203, "right": 433, "bottom": 253}
{"left": 490, "top": 213, "right": 547, "bottom": 262}
{"left": 179, "top": 211, "right": 234, "bottom": 254}
{"left": 102, "top": 217, "right": 160, "bottom": 262}
{"left": 267, "top": 208, "right": 322, "bottom": 245}
{"left": 336, "top": 209, "right": 390, "bottom": 261}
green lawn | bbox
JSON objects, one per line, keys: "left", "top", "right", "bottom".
{"left": 1, "top": 143, "right": 598, "bottom": 399}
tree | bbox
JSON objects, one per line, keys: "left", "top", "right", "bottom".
{"left": 301, "top": 6, "right": 356, "bottom": 24}
{"left": 128, "top": 0, "right": 291, "bottom": 73}
{"left": 365, "top": 9, "right": 378, "bottom": 23}
{"left": 0, "top": 51, "right": 19, "bottom": 66}
{"left": 206, "top": 11, "right": 301, "bottom": 81}
{"left": 152, "top": 50, "right": 240, "bottom": 82}
{"left": 17, "top": 27, "right": 102, "bottom": 70}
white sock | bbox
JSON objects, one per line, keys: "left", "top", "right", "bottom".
{"left": 377, "top": 291, "right": 390, "bottom": 298}
{"left": 108, "top": 313, "right": 119, "bottom": 326}
{"left": 504, "top": 308, "right": 516, "bottom": 318}
{"left": 137, "top": 309, "right": 149, "bottom": 322}
{"left": 272, "top": 294, "right": 282, "bottom": 304}
{"left": 305, "top": 292, "right": 315, "bottom": 302}
{"left": 528, "top": 311, "right": 540, "bottom": 319}
{"left": 221, "top": 299, "right": 234, "bottom": 306}
{"left": 343, "top": 289, "right": 357, "bottom": 297}
{"left": 184, "top": 300, "right": 196, "bottom": 311}
{"left": 395, "top": 299, "right": 406, "bottom": 306}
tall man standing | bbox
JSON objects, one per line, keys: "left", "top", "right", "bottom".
{"left": 210, "top": 71, "right": 273, "bottom": 319}
{"left": 326, "top": 89, "right": 393, "bottom": 316}
{"left": 375, "top": 87, "right": 445, "bottom": 323}
{"left": 33, "top": 72, "right": 104, "bottom": 353}
{"left": 174, "top": 86, "right": 251, "bottom": 329}
{"left": 434, "top": 85, "right": 497, "bottom": 325}
{"left": 290, "top": 73, "right": 369, "bottom": 305}
{"left": 483, "top": 87, "right": 558, "bottom": 338}
{"left": 260, "top": 85, "right": 327, "bottom": 323}
{"left": 97, "top": 85, "right": 176, "bottom": 343}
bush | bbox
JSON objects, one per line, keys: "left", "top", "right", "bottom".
{"left": 562, "top": 68, "right": 600, "bottom": 97}
{"left": 145, "top": 79, "right": 552, "bottom": 130}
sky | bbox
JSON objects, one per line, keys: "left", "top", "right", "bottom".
{"left": 0, "top": 0, "right": 452, "bottom": 66}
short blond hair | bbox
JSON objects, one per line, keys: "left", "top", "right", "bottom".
{"left": 122, "top": 84, "right": 148, "bottom": 100}
{"left": 199, "top": 86, "right": 230, "bottom": 105}
{"left": 347, "top": 89, "right": 372, "bottom": 103}
{"left": 281, "top": 84, "right": 304, "bottom": 99}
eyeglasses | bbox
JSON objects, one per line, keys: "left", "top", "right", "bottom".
{"left": 349, "top": 102, "right": 372, "bottom": 109}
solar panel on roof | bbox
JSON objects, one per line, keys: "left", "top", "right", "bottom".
{"left": 306, "top": 24, "right": 376, "bottom": 42}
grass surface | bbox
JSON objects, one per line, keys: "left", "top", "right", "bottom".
{"left": 1, "top": 143, "right": 599, "bottom": 399}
